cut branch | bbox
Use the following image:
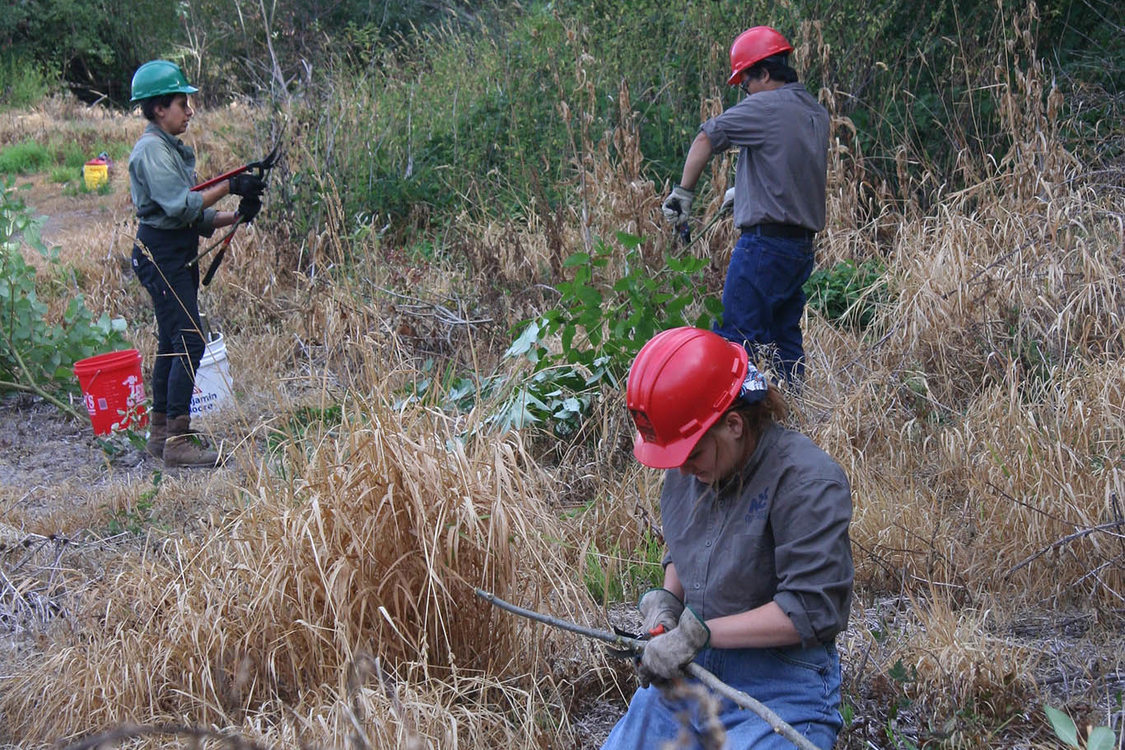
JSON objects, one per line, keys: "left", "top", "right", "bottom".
{"left": 476, "top": 589, "right": 820, "bottom": 750}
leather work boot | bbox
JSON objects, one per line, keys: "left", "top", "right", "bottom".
{"left": 145, "top": 412, "right": 167, "bottom": 459}
{"left": 163, "top": 415, "right": 221, "bottom": 468}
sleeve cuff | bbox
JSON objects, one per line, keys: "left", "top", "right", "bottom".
{"left": 774, "top": 591, "right": 817, "bottom": 648}
{"left": 197, "top": 207, "right": 217, "bottom": 237}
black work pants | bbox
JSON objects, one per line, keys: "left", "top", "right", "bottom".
{"left": 132, "top": 224, "right": 205, "bottom": 420}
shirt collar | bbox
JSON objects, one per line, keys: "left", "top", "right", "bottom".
{"left": 144, "top": 122, "right": 194, "bottom": 159}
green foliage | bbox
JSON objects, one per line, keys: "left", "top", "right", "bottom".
{"left": 0, "top": 54, "right": 54, "bottom": 109}
{"left": 392, "top": 232, "right": 717, "bottom": 437}
{"left": 501, "top": 231, "right": 719, "bottom": 433}
{"left": 0, "top": 0, "right": 180, "bottom": 104}
{"left": 582, "top": 529, "right": 664, "bottom": 606}
{"left": 48, "top": 166, "right": 75, "bottom": 184}
{"left": 0, "top": 181, "right": 128, "bottom": 402}
{"left": 267, "top": 403, "right": 345, "bottom": 453}
{"left": 0, "top": 141, "right": 52, "bottom": 175}
{"left": 289, "top": 7, "right": 575, "bottom": 239}
{"left": 105, "top": 471, "right": 163, "bottom": 535}
{"left": 1044, "top": 705, "right": 1118, "bottom": 750}
{"left": 804, "top": 259, "right": 890, "bottom": 332}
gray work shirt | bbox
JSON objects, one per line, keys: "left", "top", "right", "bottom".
{"left": 700, "top": 82, "right": 829, "bottom": 232}
{"left": 660, "top": 422, "right": 853, "bottom": 647}
{"left": 129, "top": 123, "right": 216, "bottom": 233}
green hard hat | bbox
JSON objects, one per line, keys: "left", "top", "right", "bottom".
{"left": 130, "top": 60, "right": 198, "bottom": 103}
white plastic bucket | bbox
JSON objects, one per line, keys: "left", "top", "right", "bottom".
{"left": 191, "top": 332, "right": 233, "bottom": 417}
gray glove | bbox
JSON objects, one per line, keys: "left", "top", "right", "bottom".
{"left": 721, "top": 186, "right": 736, "bottom": 213}
{"left": 661, "top": 184, "right": 694, "bottom": 225}
{"left": 638, "top": 588, "right": 684, "bottom": 637}
{"left": 637, "top": 606, "right": 710, "bottom": 687}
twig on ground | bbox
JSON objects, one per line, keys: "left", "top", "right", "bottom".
{"left": 1007, "top": 519, "right": 1125, "bottom": 578}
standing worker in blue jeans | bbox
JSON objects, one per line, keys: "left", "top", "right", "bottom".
{"left": 128, "top": 60, "right": 265, "bottom": 468}
{"left": 662, "top": 26, "right": 828, "bottom": 384}
{"left": 601, "top": 327, "right": 852, "bottom": 749}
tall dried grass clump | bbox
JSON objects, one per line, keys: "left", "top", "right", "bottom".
{"left": 1, "top": 396, "right": 591, "bottom": 746}
{"left": 803, "top": 5, "right": 1125, "bottom": 615}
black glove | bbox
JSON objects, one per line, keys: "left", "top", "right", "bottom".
{"left": 228, "top": 173, "right": 266, "bottom": 197}
{"left": 236, "top": 196, "right": 262, "bottom": 224}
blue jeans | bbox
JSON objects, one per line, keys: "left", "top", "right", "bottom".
{"left": 712, "top": 231, "right": 816, "bottom": 383}
{"left": 132, "top": 225, "right": 205, "bottom": 420}
{"left": 601, "top": 643, "right": 842, "bottom": 750}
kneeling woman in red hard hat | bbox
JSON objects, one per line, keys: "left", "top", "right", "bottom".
{"left": 601, "top": 327, "right": 853, "bottom": 750}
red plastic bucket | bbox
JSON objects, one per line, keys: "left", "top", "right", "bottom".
{"left": 73, "top": 349, "right": 148, "bottom": 435}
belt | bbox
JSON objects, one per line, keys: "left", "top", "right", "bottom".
{"left": 741, "top": 223, "right": 816, "bottom": 240}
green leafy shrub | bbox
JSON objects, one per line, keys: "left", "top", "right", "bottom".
{"left": 396, "top": 232, "right": 718, "bottom": 437}
{"left": 501, "top": 231, "right": 720, "bottom": 433}
{"left": 804, "top": 258, "right": 890, "bottom": 332}
{"left": 0, "top": 141, "right": 52, "bottom": 175}
{"left": 0, "top": 180, "right": 128, "bottom": 415}
{"left": 48, "top": 166, "right": 75, "bottom": 184}
{"left": 0, "top": 54, "right": 53, "bottom": 109}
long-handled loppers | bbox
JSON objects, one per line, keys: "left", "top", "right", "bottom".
{"left": 185, "top": 138, "right": 284, "bottom": 285}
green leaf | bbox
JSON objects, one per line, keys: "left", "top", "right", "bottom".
{"left": 615, "top": 230, "right": 643, "bottom": 249}
{"left": 504, "top": 319, "right": 543, "bottom": 358}
{"left": 1087, "top": 727, "right": 1117, "bottom": 750}
{"left": 1044, "top": 705, "right": 1080, "bottom": 748}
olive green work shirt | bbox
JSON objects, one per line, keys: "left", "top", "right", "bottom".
{"left": 129, "top": 123, "right": 217, "bottom": 234}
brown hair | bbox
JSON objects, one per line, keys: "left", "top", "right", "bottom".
{"left": 140, "top": 93, "right": 179, "bottom": 122}
{"left": 728, "top": 384, "right": 788, "bottom": 439}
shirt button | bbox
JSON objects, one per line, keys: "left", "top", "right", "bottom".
{"left": 705, "top": 540, "right": 712, "bottom": 547}
{"left": 694, "top": 583, "right": 701, "bottom": 589}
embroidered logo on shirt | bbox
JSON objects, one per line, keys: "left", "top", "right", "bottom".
{"left": 744, "top": 489, "right": 769, "bottom": 522}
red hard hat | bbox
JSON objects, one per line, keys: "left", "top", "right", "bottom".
{"left": 626, "top": 327, "right": 749, "bottom": 469}
{"left": 726, "top": 26, "right": 794, "bottom": 86}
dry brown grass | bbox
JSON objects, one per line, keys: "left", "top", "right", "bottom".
{"left": 2, "top": 394, "right": 600, "bottom": 746}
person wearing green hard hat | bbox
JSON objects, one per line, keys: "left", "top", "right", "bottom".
{"left": 127, "top": 59, "right": 265, "bottom": 469}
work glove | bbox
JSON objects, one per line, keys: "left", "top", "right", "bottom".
{"left": 236, "top": 195, "right": 262, "bottom": 224}
{"left": 661, "top": 184, "right": 694, "bottom": 225}
{"left": 637, "top": 606, "right": 710, "bottom": 688}
{"left": 721, "top": 186, "right": 736, "bottom": 213}
{"left": 638, "top": 588, "right": 684, "bottom": 637}
{"left": 228, "top": 173, "right": 267, "bottom": 197}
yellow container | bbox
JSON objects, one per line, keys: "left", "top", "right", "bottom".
{"left": 83, "top": 160, "right": 108, "bottom": 190}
